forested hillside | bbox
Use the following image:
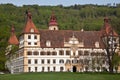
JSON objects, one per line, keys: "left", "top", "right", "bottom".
{"left": 0, "top": 3, "right": 120, "bottom": 71}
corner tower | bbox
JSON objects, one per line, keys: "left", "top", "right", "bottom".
{"left": 19, "top": 11, "right": 40, "bottom": 48}
{"left": 6, "top": 25, "right": 19, "bottom": 56}
{"left": 19, "top": 11, "right": 40, "bottom": 72}
{"left": 48, "top": 12, "right": 58, "bottom": 30}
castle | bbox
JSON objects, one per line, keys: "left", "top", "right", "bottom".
{"left": 5, "top": 11, "right": 120, "bottom": 73}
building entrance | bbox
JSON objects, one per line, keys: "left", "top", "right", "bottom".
{"left": 73, "top": 66, "right": 77, "bottom": 72}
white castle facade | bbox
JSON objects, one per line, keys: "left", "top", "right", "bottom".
{"left": 5, "top": 11, "right": 120, "bottom": 73}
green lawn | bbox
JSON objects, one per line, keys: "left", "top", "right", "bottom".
{"left": 0, "top": 72, "right": 120, "bottom": 80}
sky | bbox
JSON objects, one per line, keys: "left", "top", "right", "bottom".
{"left": 0, "top": 0, "right": 120, "bottom": 6}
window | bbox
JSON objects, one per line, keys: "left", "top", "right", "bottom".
{"left": 52, "top": 51, "right": 57, "bottom": 55}
{"left": 42, "top": 67, "right": 44, "bottom": 72}
{"left": 84, "top": 51, "right": 89, "bottom": 56}
{"left": 41, "top": 59, "right": 44, "bottom": 64}
{"left": 59, "top": 59, "right": 64, "bottom": 64}
{"left": 101, "top": 52, "right": 106, "bottom": 56}
{"left": 53, "top": 67, "right": 56, "bottom": 71}
{"left": 35, "top": 67, "right": 37, "bottom": 72}
{"left": 66, "top": 50, "right": 70, "bottom": 55}
{"left": 47, "top": 59, "right": 50, "bottom": 64}
{"left": 34, "top": 42, "right": 37, "bottom": 45}
{"left": 91, "top": 52, "right": 96, "bottom": 56}
{"left": 59, "top": 50, "right": 64, "bottom": 55}
{"left": 28, "top": 59, "right": 31, "bottom": 64}
{"left": 72, "top": 59, "right": 78, "bottom": 64}
{"left": 28, "top": 42, "right": 31, "bottom": 45}
{"left": 40, "top": 51, "right": 46, "bottom": 55}
{"left": 34, "top": 35, "right": 37, "bottom": 39}
{"left": 53, "top": 59, "right": 56, "bottom": 64}
{"left": 48, "top": 67, "right": 50, "bottom": 72}
{"left": 79, "top": 59, "right": 83, "bottom": 64}
{"left": 78, "top": 50, "right": 83, "bottom": 56}
{"left": 34, "top": 59, "right": 38, "bottom": 64}
{"left": 54, "top": 27, "right": 57, "bottom": 30}
{"left": 47, "top": 51, "right": 51, "bottom": 55}
{"left": 66, "top": 59, "right": 71, "bottom": 64}
{"left": 28, "top": 67, "right": 31, "bottom": 72}
{"left": 60, "top": 67, "right": 64, "bottom": 72}
{"left": 30, "top": 28, "right": 34, "bottom": 32}
{"left": 46, "top": 40, "right": 51, "bottom": 47}
{"left": 28, "top": 35, "right": 31, "bottom": 39}
{"left": 33, "top": 51, "right": 39, "bottom": 55}
{"left": 95, "top": 41, "right": 99, "bottom": 48}
{"left": 27, "top": 51, "right": 32, "bottom": 55}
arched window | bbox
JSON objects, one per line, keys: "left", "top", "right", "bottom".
{"left": 53, "top": 67, "right": 56, "bottom": 71}
{"left": 47, "top": 51, "right": 51, "bottom": 55}
{"left": 46, "top": 40, "right": 51, "bottom": 47}
{"left": 52, "top": 51, "right": 57, "bottom": 55}
{"left": 54, "top": 28, "right": 56, "bottom": 30}
{"left": 96, "top": 52, "right": 100, "bottom": 56}
{"left": 95, "top": 41, "right": 99, "bottom": 48}
{"left": 72, "top": 59, "right": 78, "bottom": 64}
{"left": 48, "top": 67, "right": 50, "bottom": 72}
{"left": 84, "top": 51, "right": 89, "bottom": 56}
{"left": 27, "top": 51, "right": 32, "bottom": 55}
{"left": 42, "top": 67, "right": 44, "bottom": 72}
{"left": 79, "top": 59, "right": 83, "bottom": 64}
{"left": 91, "top": 52, "right": 96, "bottom": 56}
{"left": 66, "top": 59, "right": 71, "bottom": 64}
{"left": 78, "top": 50, "right": 83, "bottom": 56}
{"left": 59, "top": 50, "right": 64, "bottom": 55}
{"left": 60, "top": 67, "right": 64, "bottom": 72}
{"left": 40, "top": 51, "right": 46, "bottom": 55}
{"left": 33, "top": 51, "right": 39, "bottom": 55}
{"left": 35, "top": 67, "right": 37, "bottom": 72}
{"left": 59, "top": 59, "right": 64, "bottom": 64}
{"left": 101, "top": 52, "right": 106, "bottom": 56}
{"left": 66, "top": 50, "right": 70, "bottom": 55}
{"left": 30, "top": 28, "right": 34, "bottom": 32}
{"left": 28, "top": 67, "right": 31, "bottom": 72}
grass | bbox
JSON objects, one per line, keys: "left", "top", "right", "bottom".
{"left": 0, "top": 72, "right": 120, "bottom": 80}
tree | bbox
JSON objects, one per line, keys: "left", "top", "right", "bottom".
{"left": 101, "top": 17, "right": 119, "bottom": 73}
{"left": 112, "top": 52, "right": 120, "bottom": 73}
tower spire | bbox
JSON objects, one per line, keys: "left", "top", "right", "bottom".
{"left": 8, "top": 25, "right": 19, "bottom": 45}
{"left": 26, "top": 10, "right": 32, "bottom": 20}
{"left": 23, "top": 10, "right": 39, "bottom": 33}
{"left": 49, "top": 11, "right": 58, "bottom": 26}
{"left": 48, "top": 11, "right": 58, "bottom": 30}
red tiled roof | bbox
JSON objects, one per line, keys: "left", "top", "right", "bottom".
{"left": 23, "top": 11, "right": 39, "bottom": 33}
{"left": 49, "top": 12, "right": 58, "bottom": 26}
{"left": 8, "top": 26, "right": 19, "bottom": 45}
{"left": 40, "top": 30, "right": 104, "bottom": 48}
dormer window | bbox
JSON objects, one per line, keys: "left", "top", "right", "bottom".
{"left": 95, "top": 41, "right": 99, "bottom": 48}
{"left": 46, "top": 40, "right": 51, "bottom": 47}
{"left": 30, "top": 28, "right": 34, "bottom": 32}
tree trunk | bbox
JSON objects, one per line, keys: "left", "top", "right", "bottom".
{"left": 106, "top": 48, "right": 114, "bottom": 73}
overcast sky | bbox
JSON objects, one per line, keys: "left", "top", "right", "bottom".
{"left": 0, "top": 0, "right": 120, "bottom": 6}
